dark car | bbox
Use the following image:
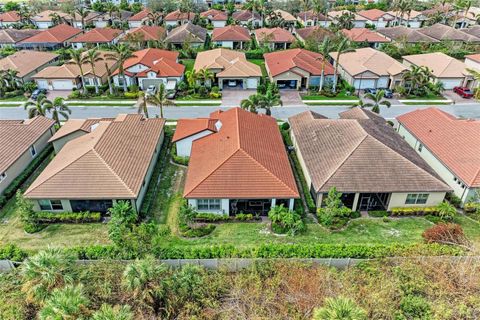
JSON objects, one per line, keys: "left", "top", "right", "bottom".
{"left": 31, "top": 88, "right": 47, "bottom": 100}
{"left": 378, "top": 88, "right": 393, "bottom": 98}
{"left": 453, "top": 86, "right": 473, "bottom": 98}
{"left": 364, "top": 88, "right": 377, "bottom": 94}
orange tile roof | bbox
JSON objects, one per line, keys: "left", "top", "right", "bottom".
{"left": 127, "top": 9, "right": 150, "bottom": 21}
{"left": 200, "top": 9, "right": 228, "bottom": 21}
{"left": 113, "top": 48, "right": 183, "bottom": 77}
{"left": 341, "top": 28, "right": 390, "bottom": 43}
{"left": 465, "top": 53, "right": 480, "bottom": 63}
{"left": 32, "top": 10, "right": 72, "bottom": 22}
{"left": 123, "top": 25, "right": 166, "bottom": 41}
{"left": 212, "top": 25, "right": 251, "bottom": 41}
{"left": 164, "top": 10, "right": 195, "bottom": 21}
{"left": 255, "top": 27, "right": 295, "bottom": 43}
{"left": 172, "top": 118, "right": 217, "bottom": 142}
{"left": 184, "top": 108, "right": 299, "bottom": 199}
{"left": 71, "top": 28, "right": 122, "bottom": 43}
{"left": 397, "top": 108, "right": 480, "bottom": 188}
{"left": 264, "top": 48, "right": 334, "bottom": 77}
{"left": 232, "top": 10, "right": 260, "bottom": 21}
{"left": 25, "top": 114, "right": 165, "bottom": 200}
{"left": 0, "top": 11, "right": 20, "bottom": 22}
{"left": 49, "top": 118, "right": 114, "bottom": 142}
{"left": 357, "top": 9, "right": 393, "bottom": 21}
{"left": 20, "top": 24, "right": 82, "bottom": 44}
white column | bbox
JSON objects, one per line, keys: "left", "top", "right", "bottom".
{"left": 289, "top": 199, "right": 294, "bottom": 211}
{"left": 271, "top": 198, "right": 276, "bottom": 207}
{"left": 352, "top": 193, "right": 360, "bottom": 211}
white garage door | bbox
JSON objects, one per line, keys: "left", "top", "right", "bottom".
{"left": 246, "top": 78, "right": 258, "bottom": 89}
{"left": 52, "top": 80, "right": 74, "bottom": 90}
{"left": 36, "top": 80, "right": 48, "bottom": 89}
{"left": 440, "top": 78, "right": 463, "bottom": 90}
{"left": 353, "top": 79, "right": 376, "bottom": 89}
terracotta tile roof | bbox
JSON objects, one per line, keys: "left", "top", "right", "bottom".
{"left": 0, "top": 50, "right": 58, "bottom": 78}
{"left": 255, "top": 27, "right": 295, "bottom": 43}
{"left": 232, "top": 10, "right": 260, "bottom": 21}
{"left": 49, "top": 118, "right": 114, "bottom": 142}
{"left": 422, "top": 3, "right": 453, "bottom": 16}
{"left": 113, "top": 48, "right": 183, "bottom": 77}
{"left": 0, "top": 11, "right": 20, "bottom": 22}
{"left": 165, "top": 22, "right": 207, "bottom": 44}
{"left": 397, "top": 108, "right": 480, "bottom": 188}
{"left": 164, "top": 10, "right": 195, "bottom": 21}
{"left": 20, "top": 24, "right": 82, "bottom": 44}
{"left": 386, "top": 10, "right": 425, "bottom": 20}
{"left": 212, "top": 25, "right": 250, "bottom": 41}
{"left": 0, "top": 116, "right": 55, "bottom": 173}
{"left": 328, "top": 10, "right": 368, "bottom": 21}
{"left": 295, "top": 26, "right": 334, "bottom": 42}
{"left": 194, "top": 48, "right": 261, "bottom": 77}
{"left": 127, "top": 9, "right": 150, "bottom": 21}
{"left": 402, "top": 52, "right": 471, "bottom": 78}
{"left": 71, "top": 28, "right": 122, "bottom": 43}
{"left": 172, "top": 118, "right": 217, "bottom": 142}
{"left": 32, "top": 10, "right": 72, "bottom": 22}
{"left": 296, "top": 10, "right": 330, "bottom": 22}
{"left": 289, "top": 109, "right": 450, "bottom": 193}
{"left": 184, "top": 108, "right": 299, "bottom": 199}
{"left": 465, "top": 53, "right": 480, "bottom": 63}
{"left": 71, "top": 11, "right": 101, "bottom": 22}
{"left": 122, "top": 26, "right": 166, "bottom": 41}
{"left": 264, "top": 48, "right": 334, "bottom": 77}
{"left": 377, "top": 26, "right": 438, "bottom": 43}
{"left": 341, "top": 28, "right": 390, "bottom": 43}
{"left": 273, "top": 9, "right": 296, "bottom": 22}
{"left": 418, "top": 23, "right": 480, "bottom": 42}
{"left": 329, "top": 47, "right": 407, "bottom": 77}
{"left": 200, "top": 9, "right": 228, "bottom": 21}
{"left": 25, "top": 114, "right": 165, "bottom": 199}
{"left": 357, "top": 9, "right": 393, "bottom": 21}
{"left": 0, "top": 29, "right": 41, "bottom": 44}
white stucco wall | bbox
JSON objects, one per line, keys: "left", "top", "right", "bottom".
{"left": 387, "top": 192, "right": 446, "bottom": 210}
{"left": 212, "top": 21, "right": 227, "bottom": 28}
{"left": 176, "top": 130, "right": 214, "bottom": 157}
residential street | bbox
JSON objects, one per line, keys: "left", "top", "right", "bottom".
{"left": 2, "top": 103, "right": 480, "bottom": 120}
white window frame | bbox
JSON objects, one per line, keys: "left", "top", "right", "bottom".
{"left": 197, "top": 199, "right": 221, "bottom": 211}
{"left": 0, "top": 172, "right": 6, "bottom": 183}
{"left": 30, "top": 145, "right": 37, "bottom": 157}
{"left": 405, "top": 193, "right": 429, "bottom": 205}
{"left": 38, "top": 199, "right": 63, "bottom": 211}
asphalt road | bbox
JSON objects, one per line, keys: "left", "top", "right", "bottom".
{"left": 2, "top": 103, "right": 480, "bottom": 120}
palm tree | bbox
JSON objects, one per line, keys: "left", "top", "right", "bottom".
{"left": 243, "top": 0, "right": 261, "bottom": 26}
{"left": 20, "top": 248, "right": 75, "bottom": 304}
{"left": 313, "top": 297, "right": 367, "bottom": 320}
{"left": 102, "top": 55, "right": 116, "bottom": 95}
{"left": 75, "top": 6, "right": 89, "bottom": 29}
{"left": 301, "top": 0, "right": 311, "bottom": 25}
{"left": 185, "top": 69, "right": 199, "bottom": 89}
{"left": 67, "top": 48, "right": 87, "bottom": 94}
{"left": 361, "top": 90, "right": 391, "bottom": 113}
{"left": 147, "top": 83, "right": 174, "bottom": 118}
{"left": 48, "top": 97, "right": 72, "bottom": 125}
{"left": 467, "top": 68, "right": 480, "bottom": 99}
{"left": 197, "top": 68, "right": 214, "bottom": 88}
{"left": 318, "top": 36, "right": 332, "bottom": 92}
{"left": 39, "top": 284, "right": 89, "bottom": 320}
{"left": 82, "top": 48, "right": 102, "bottom": 94}
{"left": 402, "top": 65, "right": 432, "bottom": 95}
{"left": 332, "top": 38, "right": 354, "bottom": 93}
{"left": 259, "top": 89, "right": 282, "bottom": 115}
{"left": 240, "top": 93, "right": 263, "bottom": 113}
{"left": 5, "top": 69, "right": 18, "bottom": 88}
{"left": 49, "top": 12, "right": 63, "bottom": 26}
{"left": 24, "top": 95, "right": 51, "bottom": 119}
{"left": 138, "top": 92, "right": 149, "bottom": 118}
{"left": 105, "top": 44, "right": 135, "bottom": 93}
{"left": 92, "top": 304, "right": 134, "bottom": 320}
{"left": 105, "top": 2, "right": 119, "bottom": 22}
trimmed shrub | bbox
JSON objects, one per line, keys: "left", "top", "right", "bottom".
{"left": 194, "top": 212, "right": 230, "bottom": 222}
{"left": 446, "top": 193, "right": 462, "bottom": 208}
{"left": 181, "top": 224, "right": 216, "bottom": 238}
{"left": 368, "top": 210, "right": 389, "bottom": 218}
{"left": 464, "top": 202, "right": 480, "bottom": 214}
{"left": 0, "top": 244, "right": 28, "bottom": 261}
{"left": 280, "top": 122, "right": 290, "bottom": 131}
{"left": 171, "top": 143, "right": 189, "bottom": 166}
{"left": 268, "top": 205, "right": 306, "bottom": 236}
{"left": 390, "top": 207, "right": 439, "bottom": 216}
{"left": 179, "top": 203, "right": 216, "bottom": 238}
{"left": 245, "top": 49, "right": 265, "bottom": 59}
{"left": 422, "top": 223, "right": 467, "bottom": 246}
{"left": 235, "top": 213, "right": 255, "bottom": 221}
{"left": 35, "top": 211, "right": 101, "bottom": 223}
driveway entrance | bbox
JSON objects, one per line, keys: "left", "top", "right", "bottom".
{"left": 222, "top": 89, "right": 256, "bottom": 107}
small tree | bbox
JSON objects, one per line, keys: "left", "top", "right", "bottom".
{"left": 108, "top": 200, "right": 138, "bottom": 246}
{"left": 313, "top": 297, "right": 367, "bottom": 320}
{"left": 436, "top": 201, "right": 457, "bottom": 220}
{"left": 16, "top": 190, "right": 39, "bottom": 233}
{"left": 317, "top": 187, "right": 353, "bottom": 228}
{"left": 268, "top": 205, "right": 305, "bottom": 235}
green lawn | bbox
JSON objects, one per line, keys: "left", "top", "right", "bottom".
{"left": 248, "top": 59, "right": 268, "bottom": 77}
{"left": 402, "top": 102, "right": 451, "bottom": 105}
{"left": 0, "top": 103, "right": 22, "bottom": 107}
{"left": 302, "top": 91, "right": 359, "bottom": 100}
{"left": 180, "top": 59, "right": 195, "bottom": 73}
{"left": 402, "top": 94, "right": 447, "bottom": 100}
{"left": 66, "top": 102, "right": 135, "bottom": 107}
{"left": 175, "top": 102, "right": 221, "bottom": 106}
{"left": 305, "top": 101, "right": 358, "bottom": 106}
{"left": 0, "top": 96, "right": 27, "bottom": 102}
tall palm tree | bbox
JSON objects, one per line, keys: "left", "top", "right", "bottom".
{"left": 67, "top": 48, "right": 87, "bottom": 94}
{"left": 243, "top": 0, "right": 261, "bottom": 26}
{"left": 301, "top": 0, "right": 311, "bottom": 25}
{"left": 105, "top": 2, "right": 119, "bottom": 22}
{"left": 49, "top": 12, "right": 63, "bottom": 26}
{"left": 92, "top": 304, "right": 134, "bottom": 320}
{"left": 20, "top": 248, "right": 75, "bottom": 304}
{"left": 240, "top": 93, "right": 263, "bottom": 113}
{"left": 47, "top": 97, "right": 72, "bottom": 125}
{"left": 82, "top": 48, "right": 102, "bottom": 94}
{"left": 39, "top": 284, "right": 89, "bottom": 320}
{"left": 332, "top": 38, "right": 354, "bottom": 93}
{"left": 24, "top": 95, "right": 51, "bottom": 119}
{"left": 185, "top": 69, "right": 199, "bottom": 89}
{"left": 138, "top": 92, "right": 149, "bottom": 118}
{"left": 313, "top": 297, "right": 367, "bottom": 320}
{"left": 147, "top": 83, "right": 174, "bottom": 118}
{"left": 402, "top": 65, "right": 432, "bottom": 95}
{"left": 75, "top": 6, "right": 89, "bottom": 29}
{"left": 197, "top": 68, "right": 214, "bottom": 88}
{"left": 318, "top": 36, "right": 332, "bottom": 92}
{"left": 259, "top": 89, "right": 282, "bottom": 115}
{"left": 102, "top": 55, "right": 115, "bottom": 95}
{"left": 105, "top": 44, "right": 135, "bottom": 93}
{"left": 360, "top": 90, "right": 391, "bottom": 114}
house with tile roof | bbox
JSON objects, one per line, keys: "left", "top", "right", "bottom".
{"left": 0, "top": 29, "right": 41, "bottom": 48}
{"left": 70, "top": 28, "right": 123, "bottom": 49}
{"left": 112, "top": 48, "right": 185, "bottom": 90}
{"left": 264, "top": 48, "right": 334, "bottom": 90}
{"left": 402, "top": 52, "right": 475, "bottom": 89}
{"left": 17, "top": 24, "right": 82, "bottom": 50}
{"left": 328, "top": 10, "right": 367, "bottom": 28}
{"left": 232, "top": 10, "right": 262, "bottom": 28}
{"left": 357, "top": 9, "right": 395, "bottom": 28}
{"left": 289, "top": 108, "right": 451, "bottom": 211}
{"left": 120, "top": 25, "right": 166, "bottom": 48}
{"left": 464, "top": 53, "right": 480, "bottom": 72}
{"left": 255, "top": 27, "right": 295, "bottom": 50}
{"left": 0, "top": 50, "right": 59, "bottom": 83}
{"left": 272, "top": 9, "right": 297, "bottom": 25}
{"left": 200, "top": 9, "right": 228, "bottom": 28}
{"left": 70, "top": 11, "right": 102, "bottom": 29}
{"left": 418, "top": 23, "right": 480, "bottom": 43}
{"left": 212, "top": 25, "right": 251, "bottom": 49}
{"left": 461, "top": 25, "right": 480, "bottom": 38}
{"left": 31, "top": 10, "right": 73, "bottom": 29}
{"left": 92, "top": 10, "right": 133, "bottom": 28}
{"left": 386, "top": 10, "right": 426, "bottom": 28}
{"left": 0, "top": 11, "right": 21, "bottom": 27}
{"left": 329, "top": 47, "right": 407, "bottom": 89}
{"left": 194, "top": 48, "right": 261, "bottom": 90}
{"left": 184, "top": 108, "right": 299, "bottom": 215}
{"left": 397, "top": 108, "right": 480, "bottom": 204}
{"left": 296, "top": 10, "right": 331, "bottom": 27}
{"left": 165, "top": 22, "right": 207, "bottom": 49}
{"left": 164, "top": 10, "right": 195, "bottom": 27}
{"left": 377, "top": 26, "right": 438, "bottom": 43}
{"left": 341, "top": 28, "right": 390, "bottom": 48}
{"left": 25, "top": 114, "right": 165, "bottom": 214}
{"left": 295, "top": 26, "right": 334, "bottom": 44}
{"left": 127, "top": 9, "right": 151, "bottom": 29}
{"left": 0, "top": 116, "right": 56, "bottom": 195}
{"left": 172, "top": 118, "right": 218, "bottom": 157}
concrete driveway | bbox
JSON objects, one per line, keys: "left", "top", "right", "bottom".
{"left": 280, "top": 90, "right": 305, "bottom": 106}
{"left": 46, "top": 90, "right": 72, "bottom": 100}
{"left": 443, "top": 90, "right": 476, "bottom": 104}
{"left": 222, "top": 89, "right": 256, "bottom": 107}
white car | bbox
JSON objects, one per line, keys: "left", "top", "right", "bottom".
{"left": 145, "top": 85, "right": 157, "bottom": 96}
{"left": 228, "top": 80, "right": 237, "bottom": 87}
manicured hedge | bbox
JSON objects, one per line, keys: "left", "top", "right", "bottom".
{"left": 368, "top": 211, "right": 390, "bottom": 217}
{"left": 192, "top": 212, "right": 257, "bottom": 222}
{"left": 171, "top": 143, "right": 189, "bottom": 166}
{"left": 35, "top": 211, "right": 101, "bottom": 223}
{"left": 391, "top": 207, "right": 439, "bottom": 216}
{"left": 464, "top": 202, "right": 480, "bottom": 213}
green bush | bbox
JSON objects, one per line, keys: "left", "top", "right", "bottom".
{"left": 35, "top": 211, "right": 101, "bottom": 223}
{"left": 194, "top": 212, "right": 230, "bottom": 222}
{"left": 281, "top": 122, "right": 290, "bottom": 131}
{"left": 464, "top": 202, "right": 479, "bottom": 214}
{"left": 368, "top": 211, "right": 390, "bottom": 217}
{"left": 399, "top": 295, "right": 431, "bottom": 319}
{"left": 181, "top": 224, "right": 216, "bottom": 238}
{"left": 179, "top": 202, "right": 216, "bottom": 238}
{"left": 446, "top": 193, "right": 462, "bottom": 208}
{"left": 0, "top": 244, "right": 28, "bottom": 261}
{"left": 245, "top": 49, "right": 265, "bottom": 59}
{"left": 390, "top": 207, "right": 439, "bottom": 216}
{"left": 235, "top": 213, "right": 255, "bottom": 221}
{"left": 318, "top": 187, "right": 358, "bottom": 229}
{"left": 268, "top": 205, "right": 306, "bottom": 236}
{"left": 124, "top": 91, "right": 139, "bottom": 99}
{"left": 171, "top": 143, "right": 189, "bottom": 166}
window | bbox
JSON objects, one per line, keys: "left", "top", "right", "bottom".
{"left": 405, "top": 194, "right": 429, "bottom": 205}
{"left": 30, "top": 145, "right": 37, "bottom": 157}
{"left": 38, "top": 199, "right": 63, "bottom": 211}
{"left": 417, "top": 143, "right": 423, "bottom": 152}
{"left": 0, "top": 172, "right": 6, "bottom": 183}
{"left": 197, "top": 199, "right": 221, "bottom": 210}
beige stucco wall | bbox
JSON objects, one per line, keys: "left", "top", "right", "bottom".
{"left": 52, "top": 130, "right": 86, "bottom": 153}
{"left": 387, "top": 192, "right": 446, "bottom": 210}
{"left": 32, "top": 199, "right": 73, "bottom": 212}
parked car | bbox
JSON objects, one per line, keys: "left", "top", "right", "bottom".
{"left": 145, "top": 85, "right": 157, "bottom": 96}
{"left": 228, "top": 80, "right": 237, "bottom": 87}
{"left": 31, "top": 88, "right": 47, "bottom": 100}
{"left": 364, "top": 88, "right": 377, "bottom": 94}
{"left": 453, "top": 86, "right": 473, "bottom": 98}
{"left": 166, "top": 90, "right": 176, "bottom": 99}
{"left": 378, "top": 88, "right": 393, "bottom": 98}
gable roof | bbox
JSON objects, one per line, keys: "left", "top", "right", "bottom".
{"left": 184, "top": 108, "right": 299, "bottom": 199}
{"left": 212, "top": 25, "right": 250, "bottom": 41}
{"left": 127, "top": 9, "right": 150, "bottom": 21}
{"left": 232, "top": 10, "right": 260, "bottom": 21}
{"left": 31, "top": 10, "right": 72, "bottom": 22}
{"left": 377, "top": 26, "right": 438, "bottom": 43}
{"left": 255, "top": 27, "right": 295, "bottom": 43}
{"left": 341, "top": 28, "right": 390, "bottom": 43}
{"left": 49, "top": 118, "right": 114, "bottom": 143}
{"left": 70, "top": 11, "right": 101, "bottom": 23}
{"left": 461, "top": 25, "right": 480, "bottom": 38}
{"left": 289, "top": 109, "right": 450, "bottom": 193}
{"left": 0, "top": 50, "right": 58, "bottom": 78}
{"left": 165, "top": 22, "right": 207, "bottom": 43}
{"left": 25, "top": 114, "right": 165, "bottom": 200}
{"left": 200, "top": 9, "right": 228, "bottom": 21}
{"left": 0, "top": 11, "right": 21, "bottom": 22}
{"left": 386, "top": 10, "right": 425, "bottom": 20}
{"left": 20, "top": 24, "right": 82, "bottom": 44}
{"left": 194, "top": 48, "right": 261, "bottom": 77}
{"left": 295, "top": 26, "right": 334, "bottom": 42}
{"left": 0, "top": 29, "right": 41, "bottom": 44}
{"left": 418, "top": 23, "right": 480, "bottom": 42}
{"left": 122, "top": 25, "right": 166, "bottom": 41}
{"left": 296, "top": 10, "right": 330, "bottom": 22}
{"left": 71, "top": 28, "right": 122, "bottom": 43}
{"left": 398, "top": 108, "right": 480, "bottom": 188}
{"left": 329, "top": 47, "right": 407, "bottom": 77}
{"left": 0, "top": 116, "right": 55, "bottom": 173}
{"left": 265, "top": 48, "right": 334, "bottom": 77}
{"left": 402, "top": 52, "right": 471, "bottom": 78}
{"left": 357, "top": 9, "right": 393, "bottom": 21}
{"left": 115, "top": 48, "right": 183, "bottom": 77}
{"left": 273, "top": 9, "right": 296, "bottom": 22}
{"left": 164, "top": 10, "right": 195, "bottom": 21}
{"left": 172, "top": 118, "right": 217, "bottom": 142}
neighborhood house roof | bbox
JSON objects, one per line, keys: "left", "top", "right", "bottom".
{"left": 116, "top": 48, "right": 184, "bottom": 78}
{"left": 25, "top": 114, "right": 165, "bottom": 199}
{"left": 0, "top": 116, "right": 55, "bottom": 173}
{"left": 397, "top": 108, "right": 480, "bottom": 188}
{"left": 127, "top": 9, "right": 150, "bottom": 21}
{"left": 377, "top": 26, "right": 438, "bottom": 43}
{"left": 386, "top": 10, "right": 424, "bottom": 20}
{"left": 289, "top": 109, "right": 451, "bottom": 193}
{"left": 71, "top": 11, "right": 101, "bottom": 23}
{"left": 49, "top": 118, "right": 114, "bottom": 143}
{"left": 0, "top": 50, "right": 58, "bottom": 78}
{"left": 200, "top": 9, "right": 227, "bottom": 21}
{"left": 0, "top": 29, "right": 41, "bottom": 44}
{"left": 212, "top": 25, "right": 251, "bottom": 41}
{"left": 172, "top": 118, "right": 217, "bottom": 142}
{"left": 273, "top": 9, "right": 296, "bottom": 22}
{"left": 462, "top": 25, "right": 480, "bottom": 38}
{"left": 20, "top": 24, "right": 82, "bottom": 44}
{"left": 32, "top": 10, "right": 72, "bottom": 22}
{"left": 164, "top": 10, "right": 195, "bottom": 21}
{"left": 165, "top": 22, "right": 207, "bottom": 44}
{"left": 328, "top": 10, "right": 368, "bottom": 21}
{"left": 465, "top": 53, "right": 480, "bottom": 63}
{"left": 255, "top": 27, "right": 295, "bottom": 43}
{"left": 357, "top": 9, "right": 393, "bottom": 21}
{"left": 232, "top": 10, "right": 260, "bottom": 21}
{"left": 194, "top": 48, "right": 261, "bottom": 78}
{"left": 71, "top": 28, "right": 122, "bottom": 43}
{"left": 402, "top": 52, "right": 471, "bottom": 78}
{"left": 0, "top": 11, "right": 20, "bottom": 22}
{"left": 418, "top": 23, "right": 480, "bottom": 42}
{"left": 295, "top": 26, "right": 334, "bottom": 42}
{"left": 123, "top": 26, "right": 166, "bottom": 41}
{"left": 297, "top": 10, "right": 330, "bottom": 22}
{"left": 329, "top": 47, "right": 407, "bottom": 77}
{"left": 264, "top": 48, "right": 334, "bottom": 77}
{"left": 341, "top": 28, "right": 390, "bottom": 43}
{"left": 184, "top": 108, "right": 299, "bottom": 199}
